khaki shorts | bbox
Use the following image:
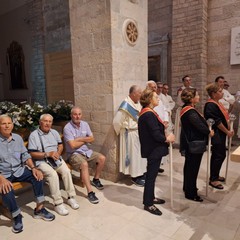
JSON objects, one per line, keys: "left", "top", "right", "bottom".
{"left": 68, "top": 151, "right": 101, "bottom": 171}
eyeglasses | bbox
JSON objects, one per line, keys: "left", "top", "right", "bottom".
{"left": 163, "top": 88, "right": 169, "bottom": 90}
{"left": 157, "top": 86, "right": 163, "bottom": 89}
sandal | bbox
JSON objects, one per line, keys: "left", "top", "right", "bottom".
{"left": 153, "top": 198, "right": 165, "bottom": 204}
{"left": 209, "top": 181, "right": 224, "bottom": 190}
{"left": 144, "top": 205, "right": 162, "bottom": 216}
{"left": 218, "top": 176, "right": 225, "bottom": 182}
{"left": 185, "top": 195, "right": 203, "bottom": 202}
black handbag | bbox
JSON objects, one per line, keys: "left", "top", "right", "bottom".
{"left": 45, "top": 157, "right": 62, "bottom": 169}
{"left": 188, "top": 140, "right": 207, "bottom": 154}
{"left": 38, "top": 132, "right": 62, "bottom": 169}
{"left": 182, "top": 129, "right": 207, "bottom": 154}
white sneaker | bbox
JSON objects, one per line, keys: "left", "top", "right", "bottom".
{"left": 67, "top": 198, "right": 79, "bottom": 210}
{"left": 54, "top": 204, "right": 69, "bottom": 216}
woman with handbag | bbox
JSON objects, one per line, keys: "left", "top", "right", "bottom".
{"left": 138, "top": 89, "right": 175, "bottom": 215}
{"left": 180, "top": 88, "right": 214, "bottom": 202}
{"left": 204, "top": 83, "right": 234, "bottom": 190}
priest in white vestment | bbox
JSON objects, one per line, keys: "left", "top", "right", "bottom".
{"left": 113, "top": 85, "right": 147, "bottom": 187}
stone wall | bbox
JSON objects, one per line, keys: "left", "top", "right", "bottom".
{"left": 208, "top": 0, "right": 240, "bottom": 136}
{"left": 69, "top": 0, "right": 114, "bottom": 180}
{"left": 208, "top": 0, "right": 240, "bottom": 93}
{"left": 148, "top": 0, "right": 173, "bottom": 87}
{"left": 171, "top": 0, "right": 208, "bottom": 108}
{"left": 111, "top": 0, "right": 148, "bottom": 180}
{"left": 25, "top": 0, "right": 72, "bottom": 105}
{"left": 43, "top": 0, "right": 71, "bottom": 52}
{"left": 26, "top": 0, "right": 46, "bottom": 105}
{"left": 69, "top": 0, "right": 147, "bottom": 181}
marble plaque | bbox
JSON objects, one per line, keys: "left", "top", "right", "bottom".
{"left": 230, "top": 26, "right": 240, "bottom": 65}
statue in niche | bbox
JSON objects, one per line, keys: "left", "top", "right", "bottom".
{"left": 7, "top": 41, "right": 27, "bottom": 89}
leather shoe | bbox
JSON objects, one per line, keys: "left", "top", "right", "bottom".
{"left": 144, "top": 205, "right": 162, "bottom": 216}
{"left": 131, "top": 177, "right": 145, "bottom": 187}
{"left": 185, "top": 195, "right": 203, "bottom": 202}
{"left": 153, "top": 198, "right": 165, "bottom": 204}
{"left": 158, "top": 168, "right": 164, "bottom": 173}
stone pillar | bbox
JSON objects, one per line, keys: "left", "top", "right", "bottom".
{"left": 171, "top": 0, "right": 208, "bottom": 108}
{"left": 69, "top": 0, "right": 147, "bottom": 181}
{"left": 26, "top": 0, "right": 46, "bottom": 105}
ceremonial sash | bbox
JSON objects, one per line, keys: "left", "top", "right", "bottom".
{"left": 180, "top": 105, "right": 194, "bottom": 118}
{"left": 139, "top": 107, "right": 165, "bottom": 125}
{"left": 119, "top": 101, "right": 139, "bottom": 122}
{"left": 207, "top": 99, "right": 229, "bottom": 123}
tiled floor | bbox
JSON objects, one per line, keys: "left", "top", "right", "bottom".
{"left": 1, "top": 145, "right": 240, "bottom": 240}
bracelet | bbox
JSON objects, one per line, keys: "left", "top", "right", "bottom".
{"left": 31, "top": 166, "right": 36, "bottom": 170}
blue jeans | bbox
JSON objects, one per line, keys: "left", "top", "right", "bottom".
{"left": 2, "top": 168, "right": 45, "bottom": 218}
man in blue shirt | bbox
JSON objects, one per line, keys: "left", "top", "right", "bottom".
{"left": 63, "top": 107, "right": 106, "bottom": 204}
{"left": 0, "top": 115, "right": 55, "bottom": 234}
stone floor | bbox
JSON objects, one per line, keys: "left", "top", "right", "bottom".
{"left": 1, "top": 145, "right": 240, "bottom": 240}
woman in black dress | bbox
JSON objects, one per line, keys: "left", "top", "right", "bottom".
{"left": 138, "top": 89, "right": 175, "bottom": 215}
{"left": 180, "top": 88, "right": 214, "bottom": 202}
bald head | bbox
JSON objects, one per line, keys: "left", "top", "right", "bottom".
{"left": 129, "top": 85, "right": 142, "bottom": 103}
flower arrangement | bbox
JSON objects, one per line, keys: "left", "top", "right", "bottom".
{"left": 0, "top": 101, "right": 17, "bottom": 114}
{"left": 44, "top": 100, "right": 74, "bottom": 121}
{"left": 0, "top": 100, "right": 73, "bottom": 131}
{"left": 6, "top": 101, "right": 44, "bottom": 130}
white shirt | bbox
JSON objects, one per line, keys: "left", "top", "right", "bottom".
{"left": 220, "top": 89, "right": 235, "bottom": 110}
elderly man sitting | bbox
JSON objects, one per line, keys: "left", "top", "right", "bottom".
{"left": 28, "top": 114, "right": 79, "bottom": 216}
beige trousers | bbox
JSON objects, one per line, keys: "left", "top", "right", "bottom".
{"left": 37, "top": 160, "right": 76, "bottom": 205}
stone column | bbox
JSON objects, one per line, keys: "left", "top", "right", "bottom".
{"left": 69, "top": 0, "right": 147, "bottom": 181}
{"left": 171, "top": 0, "right": 208, "bottom": 108}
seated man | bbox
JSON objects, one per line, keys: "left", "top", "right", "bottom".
{"left": 0, "top": 115, "right": 55, "bottom": 234}
{"left": 28, "top": 114, "right": 79, "bottom": 216}
{"left": 63, "top": 107, "right": 106, "bottom": 204}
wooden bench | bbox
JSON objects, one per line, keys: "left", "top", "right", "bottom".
{"left": 0, "top": 163, "right": 84, "bottom": 218}
{"left": 0, "top": 182, "right": 31, "bottom": 218}
{"left": 0, "top": 138, "right": 84, "bottom": 218}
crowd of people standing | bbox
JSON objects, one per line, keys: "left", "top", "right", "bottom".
{"left": 114, "top": 75, "right": 236, "bottom": 215}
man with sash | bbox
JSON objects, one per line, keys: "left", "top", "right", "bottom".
{"left": 113, "top": 85, "right": 146, "bottom": 187}
{"left": 204, "top": 83, "right": 234, "bottom": 190}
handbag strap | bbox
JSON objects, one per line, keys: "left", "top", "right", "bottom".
{"left": 37, "top": 132, "right": 45, "bottom": 153}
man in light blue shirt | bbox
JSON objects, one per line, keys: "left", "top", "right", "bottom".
{"left": 0, "top": 115, "right": 55, "bottom": 234}
{"left": 63, "top": 107, "right": 106, "bottom": 204}
{"left": 28, "top": 114, "right": 79, "bottom": 216}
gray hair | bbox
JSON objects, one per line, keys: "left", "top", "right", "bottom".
{"left": 0, "top": 114, "right": 12, "bottom": 122}
{"left": 146, "top": 80, "right": 155, "bottom": 86}
{"left": 71, "top": 106, "right": 81, "bottom": 114}
{"left": 40, "top": 113, "right": 53, "bottom": 121}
